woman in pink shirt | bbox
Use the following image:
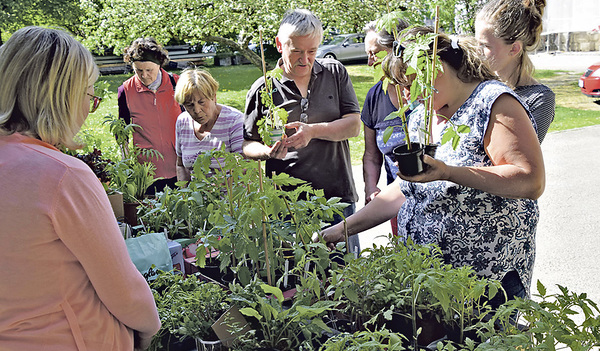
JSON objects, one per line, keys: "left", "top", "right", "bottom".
{"left": 0, "top": 27, "right": 160, "bottom": 350}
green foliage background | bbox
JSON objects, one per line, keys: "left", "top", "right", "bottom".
{"left": 2, "top": 0, "right": 482, "bottom": 54}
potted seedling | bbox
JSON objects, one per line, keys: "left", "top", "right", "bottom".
{"left": 257, "top": 30, "right": 288, "bottom": 146}
{"left": 148, "top": 270, "right": 230, "bottom": 351}
{"left": 328, "top": 235, "right": 503, "bottom": 350}
{"left": 105, "top": 150, "right": 160, "bottom": 226}
{"left": 469, "top": 280, "right": 600, "bottom": 350}
{"left": 318, "top": 329, "right": 406, "bottom": 351}
{"left": 377, "top": 13, "right": 439, "bottom": 176}
{"left": 103, "top": 114, "right": 162, "bottom": 226}
{"left": 258, "top": 67, "right": 288, "bottom": 145}
{"left": 192, "top": 146, "right": 346, "bottom": 288}
{"left": 377, "top": 9, "right": 470, "bottom": 176}
{"left": 228, "top": 278, "right": 337, "bottom": 351}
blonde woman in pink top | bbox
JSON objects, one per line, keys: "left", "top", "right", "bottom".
{"left": 0, "top": 27, "right": 160, "bottom": 350}
{"left": 174, "top": 68, "right": 244, "bottom": 182}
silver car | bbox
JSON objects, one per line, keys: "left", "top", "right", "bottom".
{"left": 316, "top": 33, "right": 367, "bottom": 63}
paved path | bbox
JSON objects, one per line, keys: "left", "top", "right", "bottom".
{"left": 532, "top": 125, "right": 600, "bottom": 302}
{"left": 529, "top": 51, "right": 600, "bottom": 73}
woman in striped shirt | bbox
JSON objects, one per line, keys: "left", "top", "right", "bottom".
{"left": 174, "top": 68, "right": 244, "bottom": 182}
{"left": 476, "top": 0, "right": 555, "bottom": 144}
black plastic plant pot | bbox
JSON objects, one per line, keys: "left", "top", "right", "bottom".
{"left": 424, "top": 144, "right": 438, "bottom": 158}
{"left": 423, "top": 144, "right": 438, "bottom": 172}
{"left": 393, "top": 142, "right": 425, "bottom": 176}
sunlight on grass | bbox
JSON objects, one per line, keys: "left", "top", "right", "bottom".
{"left": 549, "top": 106, "right": 600, "bottom": 132}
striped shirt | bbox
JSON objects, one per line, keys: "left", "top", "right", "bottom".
{"left": 515, "top": 84, "right": 555, "bottom": 144}
{"left": 175, "top": 104, "right": 244, "bottom": 171}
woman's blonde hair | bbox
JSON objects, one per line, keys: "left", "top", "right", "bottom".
{"left": 174, "top": 68, "right": 219, "bottom": 104}
{"left": 0, "top": 26, "right": 98, "bottom": 149}
{"left": 477, "top": 0, "right": 546, "bottom": 86}
{"left": 383, "top": 26, "right": 497, "bottom": 86}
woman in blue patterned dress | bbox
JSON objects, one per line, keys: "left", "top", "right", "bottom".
{"left": 320, "top": 28, "right": 545, "bottom": 306}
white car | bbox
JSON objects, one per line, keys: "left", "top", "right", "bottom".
{"left": 316, "top": 33, "right": 367, "bottom": 63}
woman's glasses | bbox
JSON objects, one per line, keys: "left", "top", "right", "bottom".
{"left": 87, "top": 93, "right": 103, "bottom": 113}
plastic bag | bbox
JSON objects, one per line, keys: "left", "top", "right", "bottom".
{"left": 125, "top": 232, "right": 173, "bottom": 281}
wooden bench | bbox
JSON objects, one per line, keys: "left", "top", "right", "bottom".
{"left": 94, "top": 52, "right": 214, "bottom": 75}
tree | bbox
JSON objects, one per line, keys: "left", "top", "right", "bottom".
{"left": 77, "top": 0, "right": 483, "bottom": 69}
{"left": 0, "top": 0, "right": 83, "bottom": 44}
{"left": 79, "top": 0, "right": 292, "bottom": 67}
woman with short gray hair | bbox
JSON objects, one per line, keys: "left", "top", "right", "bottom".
{"left": 361, "top": 18, "right": 410, "bottom": 236}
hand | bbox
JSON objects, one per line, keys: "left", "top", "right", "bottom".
{"left": 396, "top": 155, "right": 448, "bottom": 183}
{"left": 267, "top": 138, "right": 289, "bottom": 159}
{"left": 284, "top": 122, "right": 312, "bottom": 149}
{"left": 314, "top": 225, "right": 345, "bottom": 250}
{"left": 365, "top": 188, "right": 381, "bottom": 205}
{"left": 134, "top": 331, "right": 153, "bottom": 351}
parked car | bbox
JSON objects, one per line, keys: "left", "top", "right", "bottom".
{"left": 316, "top": 33, "right": 367, "bottom": 63}
{"left": 579, "top": 62, "right": 600, "bottom": 97}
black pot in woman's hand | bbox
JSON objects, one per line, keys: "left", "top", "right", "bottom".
{"left": 393, "top": 143, "right": 425, "bottom": 176}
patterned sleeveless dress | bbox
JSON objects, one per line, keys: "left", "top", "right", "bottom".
{"left": 397, "top": 80, "right": 539, "bottom": 294}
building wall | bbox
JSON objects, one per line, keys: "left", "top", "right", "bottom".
{"left": 539, "top": 32, "right": 600, "bottom": 52}
{"left": 541, "top": 0, "right": 600, "bottom": 52}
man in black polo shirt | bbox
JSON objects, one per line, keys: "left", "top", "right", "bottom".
{"left": 243, "top": 9, "right": 362, "bottom": 254}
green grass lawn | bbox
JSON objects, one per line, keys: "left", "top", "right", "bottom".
{"left": 82, "top": 65, "right": 600, "bottom": 165}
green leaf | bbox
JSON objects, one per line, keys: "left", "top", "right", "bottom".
{"left": 344, "top": 288, "right": 359, "bottom": 303}
{"left": 384, "top": 111, "right": 402, "bottom": 121}
{"left": 239, "top": 307, "right": 262, "bottom": 320}
{"left": 451, "top": 135, "right": 460, "bottom": 150}
{"left": 456, "top": 125, "right": 471, "bottom": 134}
{"left": 441, "top": 128, "right": 454, "bottom": 145}
{"left": 310, "top": 317, "right": 331, "bottom": 332}
{"left": 261, "top": 284, "right": 284, "bottom": 302}
{"left": 537, "top": 280, "right": 547, "bottom": 296}
{"left": 383, "top": 126, "right": 394, "bottom": 144}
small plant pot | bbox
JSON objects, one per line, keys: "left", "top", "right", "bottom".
{"left": 269, "top": 128, "right": 284, "bottom": 143}
{"left": 160, "top": 332, "right": 195, "bottom": 351}
{"left": 123, "top": 202, "right": 139, "bottom": 226}
{"left": 424, "top": 143, "right": 438, "bottom": 158}
{"left": 393, "top": 142, "right": 425, "bottom": 176}
{"left": 423, "top": 143, "right": 438, "bottom": 172}
{"left": 198, "top": 264, "right": 222, "bottom": 283}
{"left": 195, "top": 337, "right": 223, "bottom": 351}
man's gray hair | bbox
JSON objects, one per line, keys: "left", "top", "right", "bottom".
{"left": 277, "top": 9, "right": 323, "bottom": 44}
